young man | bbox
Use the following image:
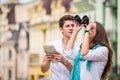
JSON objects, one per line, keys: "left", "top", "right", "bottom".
{"left": 41, "top": 15, "right": 80, "bottom": 80}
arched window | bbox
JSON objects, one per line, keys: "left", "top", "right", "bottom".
{"left": 8, "top": 70, "right": 12, "bottom": 80}
{"left": 9, "top": 50, "right": 12, "bottom": 60}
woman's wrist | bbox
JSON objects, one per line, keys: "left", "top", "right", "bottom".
{"left": 85, "top": 29, "right": 90, "bottom": 34}
{"left": 73, "top": 30, "right": 79, "bottom": 34}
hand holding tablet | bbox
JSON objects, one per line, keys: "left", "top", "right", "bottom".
{"left": 43, "top": 45, "right": 56, "bottom": 54}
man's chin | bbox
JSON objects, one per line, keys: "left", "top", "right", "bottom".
{"left": 68, "top": 35, "right": 72, "bottom": 38}
{"left": 69, "top": 33, "right": 73, "bottom": 36}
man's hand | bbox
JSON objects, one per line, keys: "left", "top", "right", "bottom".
{"left": 41, "top": 53, "right": 54, "bottom": 73}
{"left": 54, "top": 53, "right": 72, "bottom": 72}
{"left": 43, "top": 54, "right": 54, "bottom": 63}
{"left": 54, "top": 53, "right": 65, "bottom": 63}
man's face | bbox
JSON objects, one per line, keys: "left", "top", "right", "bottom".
{"left": 60, "top": 20, "right": 74, "bottom": 38}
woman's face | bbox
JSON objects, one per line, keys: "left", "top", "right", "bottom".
{"left": 89, "top": 22, "right": 97, "bottom": 42}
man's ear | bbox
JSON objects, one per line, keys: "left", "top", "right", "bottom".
{"left": 59, "top": 27, "right": 63, "bottom": 33}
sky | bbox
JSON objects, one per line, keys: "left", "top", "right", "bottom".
{"left": 19, "top": 0, "right": 33, "bottom": 3}
{"left": 0, "top": 0, "right": 33, "bottom": 4}
{"left": 0, "top": 0, "right": 4, "bottom": 4}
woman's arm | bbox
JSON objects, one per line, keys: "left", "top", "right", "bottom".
{"left": 65, "top": 22, "right": 82, "bottom": 50}
{"left": 81, "top": 30, "right": 90, "bottom": 56}
{"left": 82, "top": 47, "right": 109, "bottom": 62}
{"left": 81, "top": 22, "right": 92, "bottom": 56}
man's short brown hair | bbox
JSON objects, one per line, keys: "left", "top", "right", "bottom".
{"left": 59, "top": 15, "right": 74, "bottom": 28}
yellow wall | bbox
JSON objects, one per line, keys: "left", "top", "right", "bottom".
{"left": 29, "top": 66, "right": 50, "bottom": 80}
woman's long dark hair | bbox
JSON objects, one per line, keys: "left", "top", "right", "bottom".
{"left": 91, "top": 22, "right": 113, "bottom": 80}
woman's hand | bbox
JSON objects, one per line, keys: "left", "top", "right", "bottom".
{"left": 81, "top": 20, "right": 93, "bottom": 56}
{"left": 86, "top": 20, "right": 92, "bottom": 30}
{"left": 65, "top": 21, "right": 82, "bottom": 50}
{"left": 73, "top": 21, "right": 83, "bottom": 33}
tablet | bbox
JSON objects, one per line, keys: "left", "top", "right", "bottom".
{"left": 43, "top": 45, "right": 56, "bottom": 54}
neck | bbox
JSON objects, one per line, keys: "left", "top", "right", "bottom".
{"left": 62, "top": 37, "right": 70, "bottom": 47}
{"left": 89, "top": 43, "right": 98, "bottom": 49}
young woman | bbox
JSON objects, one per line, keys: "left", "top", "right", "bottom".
{"left": 65, "top": 21, "right": 113, "bottom": 80}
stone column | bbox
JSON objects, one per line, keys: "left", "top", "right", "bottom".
{"left": 117, "top": 0, "right": 120, "bottom": 74}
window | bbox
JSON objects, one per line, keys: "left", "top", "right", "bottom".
{"left": 8, "top": 70, "right": 12, "bottom": 80}
{"left": 30, "top": 54, "right": 39, "bottom": 66}
{"left": 9, "top": 50, "right": 12, "bottom": 60}
{"left": 31, "top": 75, "right": 34, "bottom": 80}
{"left": 39, "top": 75, "right": 45, "bottom": 80}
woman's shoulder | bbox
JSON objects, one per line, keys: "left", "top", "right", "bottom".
{"left": 98, "top": 45, "right": 108, "bottom": 50}
{"left": 93, "top": 45, "right": 109, "bottom": 54}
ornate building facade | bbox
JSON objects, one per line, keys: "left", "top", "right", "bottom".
{"left": 0, "top": 0, "right": 29, "bottom": 80}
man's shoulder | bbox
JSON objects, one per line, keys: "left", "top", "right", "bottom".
{"left": 74, "top": 41, "right": 81, "bottom": 47}
{"left": 49, "top": 39, "right": 62, "bottom": 45}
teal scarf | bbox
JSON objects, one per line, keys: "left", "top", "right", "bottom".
{"left": 70, "top": 45, "right": 101, "bottom": 80}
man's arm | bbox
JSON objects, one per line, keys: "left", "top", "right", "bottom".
{"left": 54, "top": 53, "right": 73, "bottom": 72}
{"left": 41, "top": 54, "right": 53, "bottom": 73}
{"left": 62, "top": 58, "right": 73, "bottom": 72}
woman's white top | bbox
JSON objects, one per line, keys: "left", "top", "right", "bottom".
{"left": 81, "top": 46, "right": 109, "bottom": 80}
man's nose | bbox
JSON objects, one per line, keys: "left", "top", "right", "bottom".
{"left": 69, "top": 26, "right": 73, "bottom": 29}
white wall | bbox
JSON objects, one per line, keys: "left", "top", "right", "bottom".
{"left": 95, "top": 0, "right": 104, "bottom": 22}
{"left": 17, "top": 51, "right": 29, "bottom": 79}
{"left": 29, "top": 29, "right": 42, "bottom": 54}
{"left": 3, "top": 44, "right": 16, "bottom": 80}
{"left": 0, "top": 47, "right": 3, "bottom": 78}
{"left": 15, "top": 0, "right": 39, "bottom": 23}
{"left": 105, "top": 7, "right": 113, "bottom": 30}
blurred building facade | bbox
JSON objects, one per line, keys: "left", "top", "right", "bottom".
{"left": 0, "top": 0, "right": 120, "bottom": 80}
{"left": 0, "top": 0, "right": 29, "bottom": 80}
